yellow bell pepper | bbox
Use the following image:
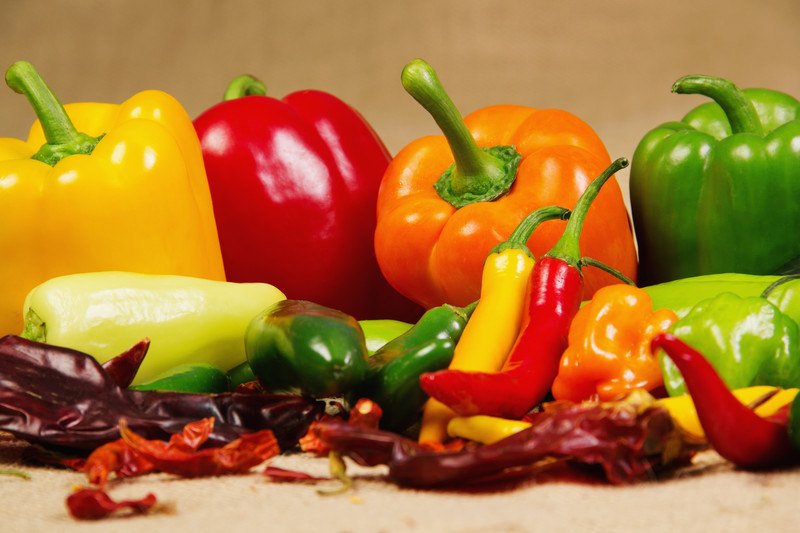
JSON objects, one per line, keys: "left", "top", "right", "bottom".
{"left": 0, "top": 61, "right": 225, "bottom": 334}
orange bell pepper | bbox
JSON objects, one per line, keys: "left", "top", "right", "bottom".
{"left": 375, "top": 60, "right": 637, "bottom": 309}
{"left": 552, "top": 284, "right": 678, "bottom": 402}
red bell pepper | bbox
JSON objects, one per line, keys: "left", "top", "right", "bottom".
{"left": 193, "top": 75, "right": 423, "bottom": 321}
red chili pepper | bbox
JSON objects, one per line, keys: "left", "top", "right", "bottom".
{"left": 419, "top": 158, "right": 631, "bottom": 421}
{"left": 652, "top": 333, "right": 799, "bottom": 469}
{"left": 193, "top": 75, "right": 422, "bottom": 321}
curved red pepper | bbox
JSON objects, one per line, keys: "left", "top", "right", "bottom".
{"left": 419, "top": 158, "right": 631, "bottom": 420}
{"left": 652, "top": 333, "right": 797, "bottom": 469}
{"left": 193, "top": 76, "right": 422, "bottom": 321}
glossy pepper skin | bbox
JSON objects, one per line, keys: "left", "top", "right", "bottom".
{"left": 661, "top": 292, "right": 800, "bottom": 397}
{"left": 630, "top": 75, "right": 800, "bottom": 285}
{"left": 419, "top": 159, "right": 632, "bottom": 434}
{"left": 245, "top": 300, "right": 370, "bottom": 398}
{"left": 21, "top": 272, "right": 285, "bottom": 385}
{"left": 654, "top": 334, "right": 800, "bottom": 469}
{"left": 357, "top": 302, "right": 475, "bottom": 432}
{"left": 194, "top": 75, "right": 422, "bottom": 322}
{"left": 418, "top": 206, "right": 570, "bottom": 441}
{"left": 376, "top": 59, "right": 637, "bottom": 309}
{"left": 0, "top": 61, "right": 225, "bottom": 335}
{"left": 552, "top": 284, "right": 677, "bottom": 402}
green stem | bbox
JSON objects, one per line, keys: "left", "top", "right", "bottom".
{"left": 223, "top": 74, "right": 267, "bottom": 101}
{"left": 546, "top": 157, "right": 629, "bottom": 267}
{"left": 492, "top": 206, "right": 571, "bottom": 256}
{"left": 5, "top": 61, "right": 101, "bottom": 166}
{"left": 401, "top": 59, "right": 521, "bottom": 208}
{"left": 672, "top": 75, "right": 763, "bottom": 135}
{"left": 579, "top": 257, "right": 635, "bottom": 285}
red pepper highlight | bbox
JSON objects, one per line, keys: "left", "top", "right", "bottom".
{"left": 652, "top": 333, "right": 797, "bottom": 469}
{"left": 420, "top": 158, "right": 631, "bottom": 420}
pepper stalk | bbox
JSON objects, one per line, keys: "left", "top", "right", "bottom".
{"left": 5, "top": 61, "right": 103, "bottom": 166}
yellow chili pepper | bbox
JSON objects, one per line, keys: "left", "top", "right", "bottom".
{"left": 447, "top": 415, "right": 531, "bottom": 445}
{"left": 0, "top": 61, "right": 225, "bottom": 334}
{"left": 418, "top": 206, "right": 570, "bottom": 443}
{"left": 658, "top": 386, "right": 799, "bottom": 440}
{"left": 551, "top": 284, "right": 678, "bottom": 402}
{"left": 448, "top": 387, "right": 800, "bottom": 445}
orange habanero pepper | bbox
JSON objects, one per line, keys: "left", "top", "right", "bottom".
{"left": 375, "top": 59, "right": 637, "bottom": 309}
{"left": 552, "top": 284, "right": 678, "bottom": 402}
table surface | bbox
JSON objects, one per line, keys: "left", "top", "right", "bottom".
{"left": 2, "top": 433, "right": 799, "bottom": 533}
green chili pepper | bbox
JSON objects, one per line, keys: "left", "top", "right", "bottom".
{"left": 228, "top": 318, "right": 413, "bottom": 389}
{"left": 245, "top": 300, "right": 369, "bottom": 398}
{"left": 660, "top": 292, "right": 800, "bottom": 397}
{"left": 642, "top": 273, "right": 781, "bottom": 318}
{"left": 630, "top": 75, "right": 800, "bottom": 285}
{"left": 356, "top": 302, "right": 476, "bottom": 432}
{"left": 20, "top": 271, "right": 285, "bottom": 385}
{"left": 130, "top": 363, "right": 230, "bottom": 394}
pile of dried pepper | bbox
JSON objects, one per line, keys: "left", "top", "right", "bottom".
{"left": 0, "top": 55, "right": 799, "bottom": 522}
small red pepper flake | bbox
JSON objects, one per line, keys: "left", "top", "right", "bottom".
{"left": 263, "top": 465, "right": 332, "bottom": 483}
{"left": 66, "top": 488, "right": 157, "bottom": 520}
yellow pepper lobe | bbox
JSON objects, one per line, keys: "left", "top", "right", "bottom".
{"left": 0, "top": 90, "right": 225, "bottom": 334}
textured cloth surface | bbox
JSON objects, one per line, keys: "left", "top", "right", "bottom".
{"left": 1, "top": 434, "right": 798, "bottom": 533}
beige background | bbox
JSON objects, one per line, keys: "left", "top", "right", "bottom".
{"left": 2, "top": 1, "right": 800, "bottom": 530}
{"left": 2, "top": 0, "right": 799, "bottom": 205}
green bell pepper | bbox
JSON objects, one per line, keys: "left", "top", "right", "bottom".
{"left": 356, "top": 302, "right": 475, "bottom": 433}
{"left": 630, "top": 75, "right": 800, "bottom": 285}
{"left": 245, "top": 300, "right": 369, "bottom": 398}
{"left": 660, "top": 292, "right": 800, "bottom": 397}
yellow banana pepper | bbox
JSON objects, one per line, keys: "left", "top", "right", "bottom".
{"left": 0, "top": 61, "right": 225, "bottom": 334}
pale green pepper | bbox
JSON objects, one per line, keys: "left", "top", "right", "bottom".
{"left": 21, "top": 271, "right": 285, "bottom": 385}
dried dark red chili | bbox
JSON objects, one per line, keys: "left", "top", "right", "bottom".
{"left": 100, "top": 338, "right": 150, "bottom": 388}
{"left": 420, "top": 158, "right": 633, "bottom": 420}
{"left": 312, "top": 393, "right": 690, "bottom": 487}
{"left": 652, "top": 333, "right": 799, "bottom": 469}
{"left": 0, "top": 335, "right": 323, "bottom": 452}
{"left": 66, "top": 488, "right": 157, "bottom": 520}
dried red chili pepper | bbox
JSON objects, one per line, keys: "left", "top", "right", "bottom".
{"left": 66, "top": 488, "right": 157, "bottom": 520}
{"left": 119, "top": 418, "right": 279, "bottom": 477}
{"left": 100, "top": 338, "right": 150, "bottom": 388}
{"left": 84, "top": 418, "right": 215, "bottom": 486}
{"left": 312, "top": 392, "right": 690, "bottom": 487}
{"left": 652, "top": 333, "right": 799, "bottom": 469}
{"left": 0, "top": 335, "right": 323, "bottom": 452}
{"left": 300, "top": 398, "right": 383, "bottom": 456}
{"left": 420, "top": 158, "right": 633, "bottom": 421}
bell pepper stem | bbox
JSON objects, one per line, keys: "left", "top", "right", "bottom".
{"left": 492, "top": 206, "right": 571, "bottom": 256}
{"left": 672, "top": 75, "right": 764, "bottom": 136}
{"left": 223, "top": 74, "right": 268, "bottom": 101}
{"left": 546, "top": 157, "right": 629, "bottom": 268}
{"left": 401, "top": 59, "right": 520, "bottom": 208}
{"left": 5, "top": 61, "right": 101, "bottom": 166}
